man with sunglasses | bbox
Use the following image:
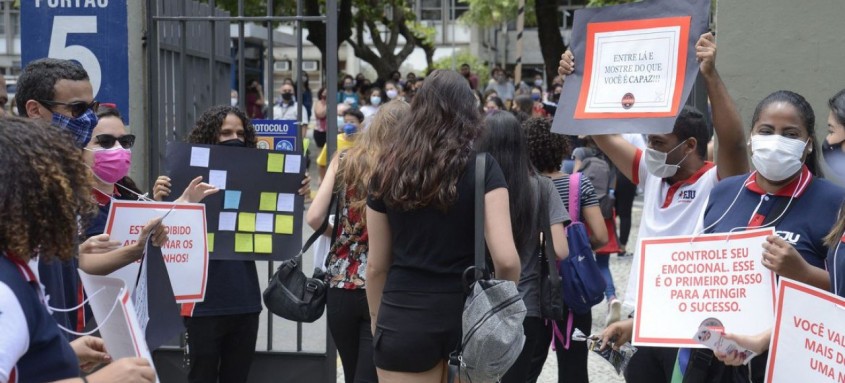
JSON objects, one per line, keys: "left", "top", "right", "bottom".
{"left": 17, "top": 58, "right": 99, "bottom": 148}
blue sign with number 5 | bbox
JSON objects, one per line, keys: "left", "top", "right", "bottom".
{"left": 21, "top": 1, "right": 130, "bottom": 124}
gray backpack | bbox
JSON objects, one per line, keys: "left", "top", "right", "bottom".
{"left": 449, "top": 153, "right": 527, "bottom": 383}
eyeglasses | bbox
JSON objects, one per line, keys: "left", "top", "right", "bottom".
{"left": 95, "top": 134, "right": 135, "bottom": 149}
{"left": 38, "top": 99, "right": 99, "bottom": 118}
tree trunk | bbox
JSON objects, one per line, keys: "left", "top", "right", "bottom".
{"left": 305, "top": 0, "right": 353, "bottom": 82}
{"left": 535, "top": 0, "right": 566, "bottom": 87}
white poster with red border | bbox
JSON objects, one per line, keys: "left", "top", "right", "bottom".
{"left": 766, "top": 278, "right": 845, "bottom": 383}
{"left": 104, "top": 200, "right": 208, "bottom": 303}
{"left": 633, "top": 228, "right": 777, "bottom": 348}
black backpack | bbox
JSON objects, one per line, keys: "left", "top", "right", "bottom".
{"left": 580, "top": 155, "right": 615, "bottom": 219}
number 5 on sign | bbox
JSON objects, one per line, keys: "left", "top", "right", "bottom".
{"left": 48, "top": 16, "right": 102, "bottom": 97}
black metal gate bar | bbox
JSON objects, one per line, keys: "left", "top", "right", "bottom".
{"left": 146, "top": 0, "right": 340, "bottom": 380}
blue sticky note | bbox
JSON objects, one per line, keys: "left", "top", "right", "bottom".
{"left": 224, "top": 190, "right": 242, "bottom": 210}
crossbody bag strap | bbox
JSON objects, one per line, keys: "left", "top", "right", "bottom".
{"left": 539, "top": 178, "right": 557, "bottom": 268}
{"left": 568, "top": 173, "right": 582, "bottom": 224}
{"left": 475, "top": 153, "right": 487, "bottom": 279}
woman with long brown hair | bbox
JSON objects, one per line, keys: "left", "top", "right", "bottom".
{"left": 366, "top": 70, "right": 521, "bottom": 382}
{"left": 306, "top": 100, "right": 409, "bottom": 383}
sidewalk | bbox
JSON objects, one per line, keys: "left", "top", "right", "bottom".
{"left": 536, "top": 197, "right": 641, "bottom": 383}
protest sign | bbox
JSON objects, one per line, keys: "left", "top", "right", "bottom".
{"left": 552, "top": 0, "right": 710, "bottom": 135}
{"left": 766, "top": 278, "right": 845, "bottom": 383}
{"left": 78, "top": 271, "right": 158, "bottom": 381}
{"left": 165, "top": 142, "right": 304, "bottom": 261}
{"left": 253, "top": 119, "right": 299, "bottom": 151}
{"left": 104, "top": 201, "right": 208, "bottom": 303}
{"left": 632, "top": 228, "right": 776, "bottom": 348}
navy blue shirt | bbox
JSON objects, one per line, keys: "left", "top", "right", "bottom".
{"left": 0, "top": 254, "right": 80, "bottom": 382}
{"left": 827, "top": 235, "right": 845, "bottom": 298}
{"left": 703, "top": 168, "right": 845, "bottom": 269}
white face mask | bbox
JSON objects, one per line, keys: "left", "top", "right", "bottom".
{"left": 751, "top": 135, "right": 808, "bottom": 182}
{"left": 386, "top": 89, "right": 398, "bottom": 99}
{"left": 644, "top": 140, "right": 690, "bottom": 178}
{"left": 230, "top": 97, "right": 238, "bottom": 106}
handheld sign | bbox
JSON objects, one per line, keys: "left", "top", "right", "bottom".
{"left": 78, "top": 271, "right": 158, "bottom": 381}
{"left": 552, "top": 0, "right": 710, "bottom": 135}
{"left": 632, "top": 228, "right": 776, "bottom": 348}
{"left": 165, "top": 142, "right": 304, "bottom": 261}
{"left": 767, "top": 278, "right": 845, "bottom": 383}
{"left": 104, "top": 201, "right": 208, "bottom": 303}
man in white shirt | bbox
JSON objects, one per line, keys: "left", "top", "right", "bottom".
{"left": 273, "top": 83, "right": 307, "bottom": 122}
{"left": 560, "top": 32, "right": 750, "bottom": 383}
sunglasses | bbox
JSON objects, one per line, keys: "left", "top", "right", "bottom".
{"left": 95, "top": 134, "right": 135, "bottom": 149}
{"left": 38, "top": 99, "right": 99, "bottom": 118}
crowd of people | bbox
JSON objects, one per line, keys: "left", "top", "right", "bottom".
{"left": 4, "top": 28, "right": 845, "bottom": 383}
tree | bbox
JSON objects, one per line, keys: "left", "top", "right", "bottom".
{"left": 429, "top": 50, "right": 490, "bottom": 85}
{"left": 345, "top": 0, "right": 436, "bottom": 80}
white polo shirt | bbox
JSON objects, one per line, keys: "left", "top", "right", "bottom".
{"left": 622, "top": 149, "right": 720, "bottom": 309}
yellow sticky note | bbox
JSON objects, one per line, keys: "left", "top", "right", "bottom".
{"left": 207, "top": 233, "right": 215, "bottom": 253}
{"left": 254, "top": 234, "right": 273, "bottom": 254}
{"left": 235, "top": 233, "right": 253, "bottom": 253}
{"left": 259, "top": 192, "right": 277, "bottom": 211}
{"left": 238, "top": 212, "right": 256, "bottom": 232}
{"left": 275, "top": 215, "right": 294, "bottom": 235}
{"left": 267, "top": 153, "right": 285, "bottom": 173}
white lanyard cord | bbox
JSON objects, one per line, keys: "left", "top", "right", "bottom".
{"left": 53, "top": 287, "right": 125, "bottom": 337}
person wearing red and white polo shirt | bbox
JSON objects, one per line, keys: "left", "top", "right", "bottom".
{"left": 559, "top": 32, "right": 750, "bottom": 383}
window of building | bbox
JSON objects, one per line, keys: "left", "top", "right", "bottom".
{"left": 420, "top": 0, "right": 442, "bottom": 21}
{"left": 451, "top": 0, "right": 468, "bottom": 20}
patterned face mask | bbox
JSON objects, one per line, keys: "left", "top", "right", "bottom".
{"left": 52, "top": 109, "right": 99, "bottom": 148}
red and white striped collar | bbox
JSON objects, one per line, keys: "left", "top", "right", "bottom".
{"left": 4, "top": 252, "right": 37, "bottom": 283}
{"left": 745, "top": 166, "right": 812, "bottom": 198}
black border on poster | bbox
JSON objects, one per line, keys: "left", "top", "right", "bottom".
{"left": 164, "top": 142, "right": 304, "bottom": 261}
{"left": 552, "top": 0, "right": 710, "bottom": 135}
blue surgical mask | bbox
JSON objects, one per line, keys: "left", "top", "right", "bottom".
{"left": 343, "top": 123, "right": 357, "bottom": 136}
{"left": 336, "top": 116, "right": 345, "bottom": 127}
{"left": 370, "top": 96, "right": 382, "bottom": 106}
{"left": 531, "top": 93, "right": 541, "bottom": 102}
{"left": 52, "top": 109, "right": 99, "bottom": 148}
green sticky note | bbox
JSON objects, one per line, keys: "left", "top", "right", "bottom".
{"left": 238, "top": 212, "right": 256, "bottom": 232}
{"left": 235, "top": 233, "right": 253, "bottom": 253}
{"left": 207, "top": 233, "right": 215, "bottom": 253}
{"left": 255, "top": 234, "right": 273, "bottom": 254}
{"left": 275, "top": 215, "right": 294, "bottom": 235}
{"left": 259, "top": 192, "right": 277, "bottom": 211}
{"left": 267, "top": 153, "right": 285, "bottom": 173}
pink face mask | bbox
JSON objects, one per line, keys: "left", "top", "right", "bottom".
{"left": 88, "top": 146, "right": 132, "bottom": 183}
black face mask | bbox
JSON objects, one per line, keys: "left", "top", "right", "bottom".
{"left": 219, "top": 139, "right": 246, "bottom": 147}
{"left": 823, "top": 139, "right": 845, "bottom": 153}
{"left": 281, "top": 93, "right": 293, "bottom": 101}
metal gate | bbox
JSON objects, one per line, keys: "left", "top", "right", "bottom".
{"left": 145, "top": 0, "right": 340, "bottom": 381}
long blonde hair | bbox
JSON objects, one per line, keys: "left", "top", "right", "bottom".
{"left": 336, "top": 100, "right": 410, "bottom": 223}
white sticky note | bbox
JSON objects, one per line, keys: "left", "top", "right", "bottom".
{"left": 276, "top": 193, "right": 295, "bottom": 212}
{"left": 208, "top": 170, "right": 227, "bottom": 190}
{"left": 190, "top": 147, "right": 210, "bottom": 167}
{"left": 284, "top": 154, "right": 302, "bottom": 174}
{"left": 218, "top": 212, "right": 237, "bottom": 231}
{"left": 256, "top": 213, "right": 274, "bottom": 233}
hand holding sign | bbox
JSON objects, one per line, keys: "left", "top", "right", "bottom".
{"left": 601, "top": 318, "right": 634, "bottom": 351}
{"left": 695, "top": 32, "right": 717, "bottom": 77}
{"left": 177, "top": 176, "right": 220, "bottom": 203}
{"left": 713, "top": 329, "right": 771, "bottom": 366}
{"left": 761, "top": 235, "right": 811, "bottom": 280}
{"left": 80, "top": 233, "right": 121, "bottom": 255}
{"left": 70, "top": 335, "right": 112, "bottom": 372}
{"left": 559, "top": 50, "right": 575, "bottom": 77}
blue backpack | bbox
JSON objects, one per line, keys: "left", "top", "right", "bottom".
{"left": 559, "top": 172, "right": 606, "bottom": 315}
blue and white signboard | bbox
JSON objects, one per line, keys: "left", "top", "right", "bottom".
{"left": 21, "top": 1, "right": 130, "bottom": 124}
{"left": 252, "top": 119, "right": 300, "bottom": 152}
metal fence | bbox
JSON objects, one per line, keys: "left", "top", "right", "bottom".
{"left": 145, "top": 0, "right": 339, "bottom": 381}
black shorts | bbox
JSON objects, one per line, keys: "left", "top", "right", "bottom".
{"left": 373, "top": 290, "right": 465, "bottom": 372}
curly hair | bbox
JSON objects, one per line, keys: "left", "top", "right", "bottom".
{"left": 370, "top": 70, "right": 480, "bottom": 211}
{"left": 0, "top": 117, "right": 97, "bottom": 263}
{"left": 337, "top": 100, "right": 409, "bottom": 224}
{"left": 187, "top": 105, "right": 257, "bottom": 147}
{"left": 523, "top": 117, "right": 570, "bottom": 173}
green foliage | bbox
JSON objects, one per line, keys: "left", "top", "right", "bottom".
{"left": 459, "top": 0, "right": 537, "bottom": 29}
{"left": 429, "top": 50, "right": 490, "bottom": 85}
